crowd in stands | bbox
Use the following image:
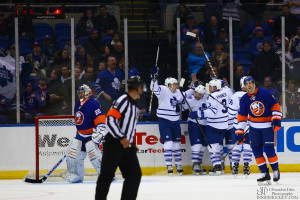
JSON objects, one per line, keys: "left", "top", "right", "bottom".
{"left": 1, "top": 1, "right": 300, "bottom": 124}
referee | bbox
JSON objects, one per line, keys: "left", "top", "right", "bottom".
{"left": 95, "top": 76, "right": 143, "bottom": 200}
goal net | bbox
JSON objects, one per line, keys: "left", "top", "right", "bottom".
{"left": 25, "top": 115, "right": 99, "bottom": 181}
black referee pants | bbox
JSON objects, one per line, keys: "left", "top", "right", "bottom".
{"left": 95, "top": 134, "right": 142, "bottom": 200}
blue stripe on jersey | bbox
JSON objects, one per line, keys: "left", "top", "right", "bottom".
{"left": 207, "top": 120, "right": 228, "bottom": 123}
{"left": 208, "top": 108, "right": 217, "bottom": 114}
{"left": 158, "top": 108, "right": 176, "bottom": 112}
{"left": 228, "top": 107, "right": 237, "bottom": 111}
{"left": 209, "top": 116, "right": 228, "bottom": 120}
{"left": 249, "top": 120, "right": 272, "bottom": 123}
{"left": 157, "top": 113, "right": 180, "bottom": 117}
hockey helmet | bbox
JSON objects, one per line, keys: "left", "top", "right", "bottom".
{"left": 240, "top": 76, "right": 247, "bottom": 88}
{"left": 77, "top": 84, "right": 92, "bottom": 99}
{"left": 244, "top": 76, "right": 255, "bottom": 85}
{"left": 195, "top": 85, "right": 206, "bottom": 94}
{"left": 127, "top": 76, "right": 144, "bottom": 90}
{"left": 209, "top": 79, "right": 222, "bottom": 90}
{"left": 165, "top": 77, "right": 178, "bottom": 87}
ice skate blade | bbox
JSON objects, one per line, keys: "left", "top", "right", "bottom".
{"left": 178, "top": 172, "right": 183, "bottom": 176}
{"left": 258, "top": 180, "right": 271, "bottom": 186}
{"left": 168, "top": 173, "right": 173, "bottom": 176}
{"left": 209, "top": 171, "right": 222, "bottom": 176}
{"left": 200, "top": 172, "right": 207, "bottom": 175}
{"left": 193, "top": 172, "right": 200, "bottom": 176}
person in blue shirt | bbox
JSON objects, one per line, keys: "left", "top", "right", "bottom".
{"left": 180, "top": 15, "right": 204, "bottom": 45}
{"left": 250, "top": 26, "right": 273, "bottom": 58}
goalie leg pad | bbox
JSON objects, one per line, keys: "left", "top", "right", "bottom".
{"left": 86, "top": 140, "right": 102, "bottom": 175}
{"left": 65, "top": 138, "right": 86, "bottom": 183}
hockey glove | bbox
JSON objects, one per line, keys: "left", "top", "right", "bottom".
{"left": 271, "top": 115, "right": 282, "bottom": 132}
{"left": 92, "top": 124, "right": 105, "bottom": 144}
{"left": 189, "top": 110, "right": 204, "bottom": 120}
{"left": 176, "top": 104, "right": 181, "bottom": 113}
{"left": 150, "top": 66, "right": 159, "bottom": 79}
{"left": 235, "top": 129, "right": 245, "bottom": 144}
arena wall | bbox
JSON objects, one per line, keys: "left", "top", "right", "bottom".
{"left": 0, "top": 120, "right": 299, "bottom": 179}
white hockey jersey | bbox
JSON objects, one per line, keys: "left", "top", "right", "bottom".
{"left": 182, "top": 93, "right": 208, "bottom": 125}
{"left": 228, "top": 91, "right": 246, "bottom": 129}
{"left": 221, "top": 86, "right": 233, "bottom": 129}
{"left": 204, "top": 88, "right": 230, "bottom": 129}
{"left": 150, "top": 80, "right": 194, "bottom": 121}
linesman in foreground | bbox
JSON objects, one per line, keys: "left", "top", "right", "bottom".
{"left": 95, "top": 76, "right": 143, "bottom": 200}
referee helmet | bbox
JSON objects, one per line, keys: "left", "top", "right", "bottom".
{"left": 127, "top": 76, "right": 144, "bottom": 90}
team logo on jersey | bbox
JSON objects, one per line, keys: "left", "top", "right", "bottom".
{"left": 250, "top": 101, "right": 265, "bottom": 116}
{"left": 75, "top": 111, "right": 84, "bottom": 125}
{"left": 0, "top": 65, "right": 13, "bottom": 87}
{"left": 112, "top": 77, "right": 121, "bottom": 90}
{"left": 170, "top": 97, "right": 179, "bottom": 108}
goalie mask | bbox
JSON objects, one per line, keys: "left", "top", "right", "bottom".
{"left": 77, "top": 84, "right": 92, "bottom": 100}
{"left": 195, "top": 85, "right": 206, "bottom": 100}
{"left": 165, "top": 77, "right": 178, "bottom": 93}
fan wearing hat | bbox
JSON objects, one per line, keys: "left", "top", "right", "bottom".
{"left": 42, "top": 35, "right": 56, "bottom": 61}
{"left": 180, "top": 14, "right": 204, "bottom": 45}
{"left": 83, "top": 28, "right": 105, "bottom": 60}
{"left": 250, "top": 26, "right": 273, "bottom": 56}
{"left": 25, "top": 42, "right": 49, "bottom": 75}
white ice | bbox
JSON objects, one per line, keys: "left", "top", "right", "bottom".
{"left": 1, "top": 173, "right": 300, "bottom": 200}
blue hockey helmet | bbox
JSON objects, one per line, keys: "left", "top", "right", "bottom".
{"left": 244, "top": 76, "right": 255, "bottom": 85}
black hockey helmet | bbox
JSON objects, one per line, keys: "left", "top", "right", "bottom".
{"left": 127, "top": 76, "right": 144, "bottom": 90}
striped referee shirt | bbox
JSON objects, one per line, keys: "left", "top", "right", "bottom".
{"left": 106, "top": 94, "right": 139, "bottom": 143}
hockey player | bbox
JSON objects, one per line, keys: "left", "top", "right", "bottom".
{"left": 189, "top": 79, "right": 229, "bottom": 175}
{"left": 182, "top": 85, "right": 208, "bottom": 175}
{"left": 236, "top": 76, "right": 281, "bottom": 185}
{"left": 228, "top": 76, "right": 253, "bottom": 176}
{"left": 150, "top": 67, "right": 194, "bottom": 175}
{"left": 64, "top": 84, "right": 106, "bottom": 183}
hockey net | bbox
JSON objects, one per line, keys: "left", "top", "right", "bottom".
{"left": 25, "top": 115, "right": 100, "bottom": 181}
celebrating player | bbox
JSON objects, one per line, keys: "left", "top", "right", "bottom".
{"left": 182, "top": 84, "right": 208, "bottom": 175}
{"left": 150, "top": 67, "right": 194, "bottom": 175}
{"left": 236, "top": 76, "right": 281, "bottom": 185}
{"left": 189, "top": 79, "right": 230, "bottom": 175}
{"left": 64, "top": 84, "right": 106, "bottom": 183}
{"left": 228, "top": 76, "right": 253, "bottom": 176}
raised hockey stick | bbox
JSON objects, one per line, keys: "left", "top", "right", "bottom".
{"left": 223, "top": 127, "right": 250, "bottom": 159}
{"left": 149, "top": 43, "right": 160, "bottom": 113}
{"left": 186, "top": 31, "right": 217, "bottom": 79}
{"left": 179, "top": 78, "right": 215, "bottom": 154}
{"left": 24, "top": 154, "right": 66, "bottom": 183}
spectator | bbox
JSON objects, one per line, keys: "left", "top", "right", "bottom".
{"left": 95, "top": 60, "right": 106, "bottom": 77}
{"left": 41, "top": 35, "right": 56, "bottom": 61}
{"left": 187, "top": 41, "right": 211, "bottom": 82}
{"left": 93, "top": 55, "right": 124, "bottom": 113}
{"left": 84, "top": 65, "right": 96, "bottom": 83}
{"left": 221, "top": 0, "right": 241, "bottom": 35}
{"left": 286, "top": 79, "right": 298, "bottom": 118}
{"left": 77, "top": 8, "right": 96, "bottom": 37}
{"left": 263, "top": 76, "right": 279, "bottom": 101}
{"left": 0, "top": 12, "right": 11, "bottom": 38}
{"left": 64, "top": 36, "right": 80, "bottom": 56}
{"left": 94, "top": 5, "right": 119, "bottom": 37}
{"left": 283, "top": 0, "right": 300, "bottom": 16}
{"left": 94, "top": 45, "right": 110, "bottom": 69}
{"left": 75, "top": 45, "right": 93, "bottom": 68}
{"left": 210, "top": 28, "right": 229, "bottom": 52}
{"left": 60, "top": 66, "right": 70, "bottom": 83}
{"left": 25, "top": 42, "right": 49, "bottom": 76}
{"left": 118, "top": 56, "right": 140, "bottom": 77}
{"left": 203, "top": 16, "right": 222, "bottom": 46}
{"left": 250, "top": 26, "right": 273, "bottom": 58}
{"left": 290, "top": 25, "right": 300, "bottom": 84}
{"left": 109, "top": 32, "right": 121, "bottom": 48}
{"left": 276, "top": 37, "right": 293, "bottom": 80}
{"left": 173, "top": 4, "right": 191, "bottom": 27}
{"left": 241, "top": 0, "right": 268, "bottom": 24}
{"left": 274, "top": 4, "right": 299, "bottom": 39}
{"left": 47, "top": 69, "right": 68, "bottom": 115}
{"left": 110, "top": 41, "right": 124, "bottom": 61}
{"left": 52, "top": 48, "right": 71, "bottom": 70}
{"left": 233, "top": 65, "right": 246, "bottom": 91}
{"left": 83, "top": 28, "right": 105, "bottom": 61}
{"left": 250, "top": 40, "right": 281, "bottom": 86}
{"left": 7, "top": 3, "right": 33, "bottom": 40}
{"left": 210, "top": 43, "right": 229, "bottom": 74}
{"left": 180, "top": 15, "right": 204, "bottom": 45}
{"left": 198, "top": 65, "right": 222, "bottom": 84}
{"left": 203, "top": 0, "right": 222, "bottom": 22}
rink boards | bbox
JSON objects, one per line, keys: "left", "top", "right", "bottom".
{"left": 0, "top": 120, "right": 299, "bottom": 179}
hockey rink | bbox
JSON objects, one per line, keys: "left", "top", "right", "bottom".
{"left": 1, "top": 173, "right": 300, "bottom": 200}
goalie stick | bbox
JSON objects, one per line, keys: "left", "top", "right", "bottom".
{"left": 149, "top": 43, "right": 160, "bottom": 113}
{"left": 24, "top": 154, "right": 66, "bottom": 183}
{"left": 179, "top": 78, "right": 215, "bottom": 154}
{"left": 223, "top": 127, "right": 250, "bottom": 159}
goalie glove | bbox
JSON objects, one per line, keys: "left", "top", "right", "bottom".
{"left": 271, "top": 115, "right": 282, "bottom": 132}
{"left": 92, "top": 124, "right": 105, "bottom": 144}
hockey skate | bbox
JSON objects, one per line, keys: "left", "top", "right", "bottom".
{"left": 243, "top": 162, "right": 250, "bottom": 176}
{"left": 192, "top": 162, "right": 201, "bottom": 175}
{"left": 175, "top": 164, "right": 183, "bottom": 176}
{"left": 199, "top": 162, "right": 207, "bottom": 175}
{"left": 167, "top": 165, "right": 173, "bottom": 175}
{"left": 208, "top": 164, "right": 222, "bottom": 176}
{"left": 273, "top": 169, "right": 280, "bottom": 183}
{"left": 232, "top": 162, "right": 239, "bottom": 177}
{"left": 221, "top": 160, "right": 225, "bottom": 175}
{"left": 257, "top": 168, "right": 271, "bottom": 185}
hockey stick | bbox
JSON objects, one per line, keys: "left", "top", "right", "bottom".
{"left": 179, "top": 78, "right": 215, "bottom": 154}
{"left": 186, "top": 31, "right": 217, "bottom": 79}
{"left": 24, "top": 154, "right": 67, "bottom": 183}
{"left": 208, "top": 94, "right": 228, "bottom": 110}
{"left": 149, "top": 43, "right": 160, "bottom": 113}
{"left": 223, "top": 127, "right": 250, "bottom": 159}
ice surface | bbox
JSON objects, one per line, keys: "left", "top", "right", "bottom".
{"left": 1, "top": 173, "right": 300, "bottom": 200}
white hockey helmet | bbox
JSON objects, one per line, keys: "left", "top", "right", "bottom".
{"left": 209, "top": 79, "right": 222, "bottom": 90}
{"left": 240, "top": 76, "right": 247, "bottom": 89}
{"left": 195, "top": 85, "right": 206, "bottom": 94}
{"left": 164, "top": 77, "right": 178, "bottom": 87}
{"left": 77, "top": 84, "right": 92, "bottom": 99}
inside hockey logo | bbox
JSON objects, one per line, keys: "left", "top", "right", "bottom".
{"left": 250, "top": 101, "right": 265, "bottom": 116}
